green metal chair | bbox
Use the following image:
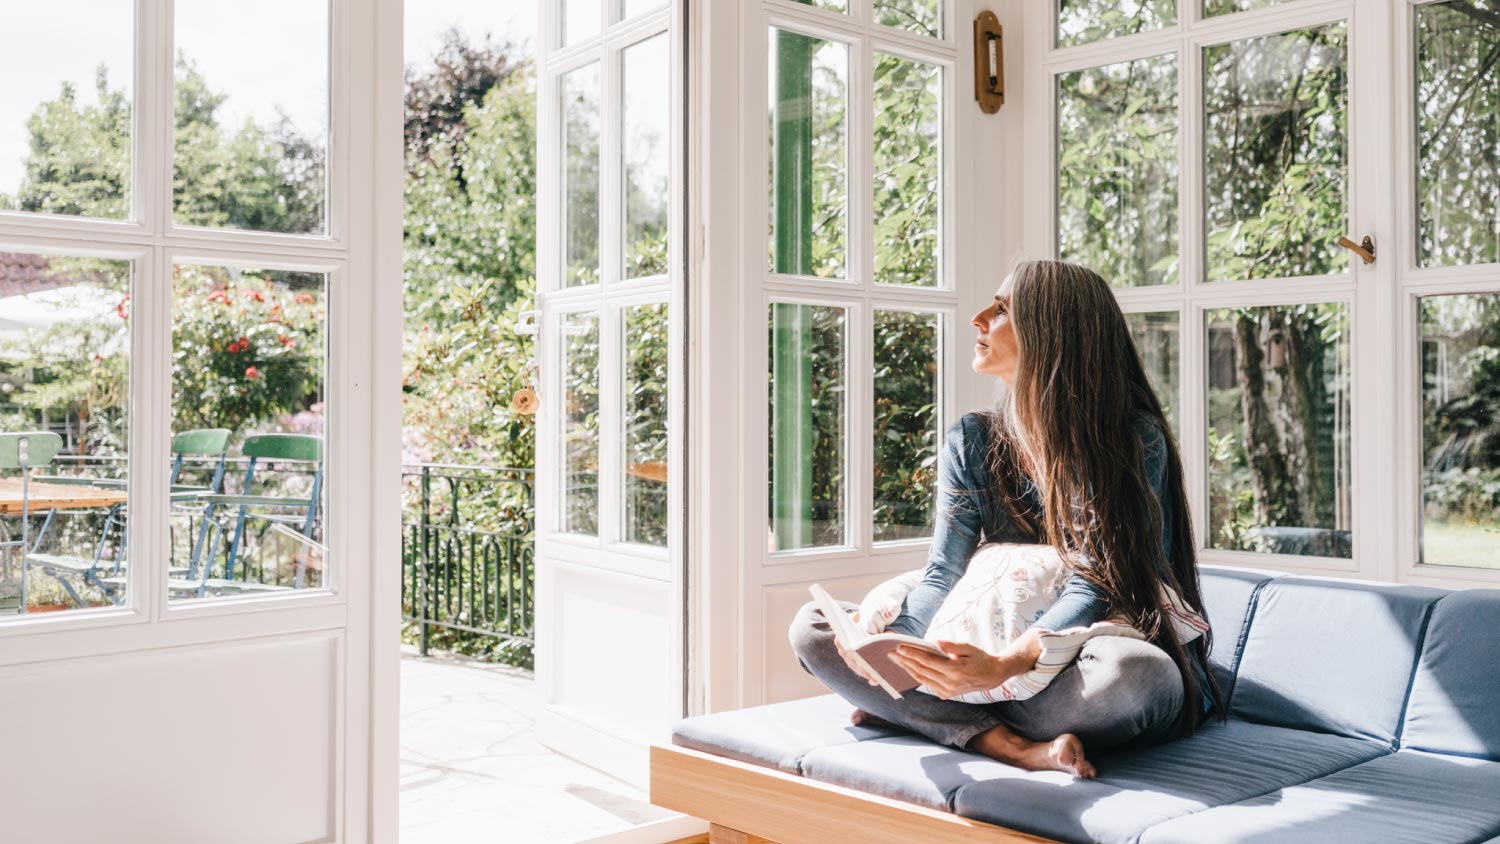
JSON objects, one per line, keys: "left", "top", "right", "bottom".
{"left": 170, "top": 433, "right": 324, "bottom": 598}
{"left": 0, "top": 432, "right": 65, "bottom": 612}
{"left": 37, "top": 428, "right": 233, "bottom": 605}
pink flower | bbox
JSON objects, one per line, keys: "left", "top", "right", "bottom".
{"left": 115, "top": 295, "right": 130, "bottom": 321}
{"left": 294, "top": 294, "right": 315, "bottom": 305}
{"left": 245, "top": 366, "right": 260, "bottom": 380}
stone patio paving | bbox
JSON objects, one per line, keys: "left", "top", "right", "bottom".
{"left": 401, "top": 647, "right": 675, "bottom": 844}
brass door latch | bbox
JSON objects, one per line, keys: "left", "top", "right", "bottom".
{"left": 1336, "top": 235, "right": 1375, "bottom": 265}
{"left": 974, "top": 11, "right": 1004, "bottom": 114}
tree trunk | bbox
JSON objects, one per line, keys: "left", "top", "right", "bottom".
{"left": 1235, "top": 311, "right": 1299, "bottom": 526}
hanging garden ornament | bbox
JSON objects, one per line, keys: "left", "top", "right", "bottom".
{"left": 511, "top": 386, "right": 539, "bottom": 415}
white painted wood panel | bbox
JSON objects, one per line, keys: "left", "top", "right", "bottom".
{"left": 0, "top": 633, "right": 339, "bottom": 844}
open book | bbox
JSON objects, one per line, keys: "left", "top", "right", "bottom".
{"left": 808, "top": 583, "right": 949, "bottom": 700}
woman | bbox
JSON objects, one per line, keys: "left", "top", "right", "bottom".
{"left": 789, "top": 259, "right": 1225, "bottom": 779}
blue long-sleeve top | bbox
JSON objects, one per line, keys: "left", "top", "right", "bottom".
{"left": 887, "top": 410, "right": 1214, "bottom": 715}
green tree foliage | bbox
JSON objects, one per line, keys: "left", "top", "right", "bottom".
{"left": 0, "top": 69, "right": 131, "bottom": 218}
{"left": 402, "top": 32, "right": 537, "bottom": 475}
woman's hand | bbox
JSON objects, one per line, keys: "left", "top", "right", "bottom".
{"left": 890, "top": 642, "right": 1016, "bottom": 700}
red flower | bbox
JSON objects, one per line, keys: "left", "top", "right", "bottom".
{"left": 115, "top": 294, "right": 130, "bottom": 321}
{"left": 294, "top": 294, "right": 315, "bottom": 305}
{"left": 245, "top": 366, "right": 260, "bottom": 380}
{"left": 278, "top": 335, "right": 295, "bottom": 348}
{"left": 208, "top": 289, "right": 230, "bottom": 304}
{"left": 243, "top": 289, "right": 266, "bottom": 303}
{"left": 238, "top": 336, "right": 248, "bottom": 348}
{"left": 227, "top": 341, "right": 241, "bottom": 354}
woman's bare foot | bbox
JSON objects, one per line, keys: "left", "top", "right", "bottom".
{"left": 850, "top": 708, "right": 895, "bottom": 729}
{"left": 968, "top": 724, "right": 1096, "bottom": 778}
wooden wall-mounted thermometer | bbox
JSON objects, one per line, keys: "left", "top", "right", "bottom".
{"left": 974, "top": 11, "right": 1004, "bottom": 114}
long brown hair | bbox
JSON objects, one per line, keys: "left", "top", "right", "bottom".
{"left": 986, "top": 259, "right": 1225, "bottom": 734}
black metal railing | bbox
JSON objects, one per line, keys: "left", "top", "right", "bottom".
{"left": 401, "top": 463, "right": 535, "bottom": 654}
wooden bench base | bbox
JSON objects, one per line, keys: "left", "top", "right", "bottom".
{"left": 650, "top": 745, "right": 1057, "bottom": 844}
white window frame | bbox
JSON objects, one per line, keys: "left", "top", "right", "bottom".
{"left": 1021, "top": 0, "right": 1500, "bottom": 589}
{"left": 0, "top": 0, "right": 377, "bottom": 665}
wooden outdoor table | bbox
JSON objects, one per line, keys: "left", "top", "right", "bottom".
{"left": 0, "top": 479, "right": 130, "bottom": 515}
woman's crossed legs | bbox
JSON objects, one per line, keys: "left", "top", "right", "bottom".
{"left": 788, "top": 600, "right": 1184, "bottom": 777}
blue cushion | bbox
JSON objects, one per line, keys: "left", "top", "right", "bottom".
{"left": 947, "top": 719, "right": 1386, "bottom": 844}
{"left": 1196, "top": 567, "right": 1278, "bottom": 694}
{"left": 1139, "top": 751, "right": 1500, "bottom": 844}
{"left": 1230, "top": 577, "right": 1444, "bottom": 743}
{"left": 799, "top": 735, "right": 1026, "bottom": 811}
{"left": 1401, "top": 590, "right": 1500, "bottom": 761}
{"left": 671, "top": 694, "right": 900, "bottom": 774}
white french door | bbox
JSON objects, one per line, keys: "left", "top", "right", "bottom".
{"left": 1018, "top": 0, "right": 1500, "bottom": 587}
{"left": 534, "top": 0, "right": 687, "bottom": 787}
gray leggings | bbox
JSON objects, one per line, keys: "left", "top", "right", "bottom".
{"left": 789, "top": 600, "right": 1185, "bottom": 752}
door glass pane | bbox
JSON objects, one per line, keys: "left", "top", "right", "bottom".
{"left": 1204, "top": 24, "right": 1347, "bottom": 283}
{"left": 1126, "top": 311, "right": 1180, "bottom": 435}
{"left": 1416, "top": 1, "right": 1500, "bottom": 268}
{"left": 623, "top": 0, "right": 665, "bottom": 19}
{"left": 170, "top": 264, "right": 328, "bottom": 599}
{"left": 0, "top": 2, "right": 133, "bottom": 219}
{"left": 875, "top": 0, "right": 942, "bottom": 39}
{"left": 174, "top": 0, "right": 328, "bottom": 234}
{"left": 563, "top": 0, "right": 602, "bottom": 46}
{"left": 0, "top": 253, "right": 130, "bottom": 615}
{"left": 563, "top": 63, "right": 602, "bottom": 288}
{"left": 1057, "top": 54, "right": 1178, "bottom": 288}
{"left": 1421, "top": 294, "right": 1500, "bottom": 569}
{"left": 769, "top": 303, "right": 846, "bottom": 551}
{"left": 1205, "top": 0, "right": 1291, "bottom": 17}
{"left": 769, "top": 29, "right": 848, "bottom": 280}
{"left": 1057, "top": 0, "right": 1176, "bottom": 49}
{"left": 874, "top": 310, "right": 940, "bottom": 543}
{"left": 623, "top": 35, "right": 670, "bottom": 280}
{"left": 1205, "top": 303, "right": 1350, "bottom": 558}
{"left": 563, "top": 310, "right": 600, "bottom": 536}
{"left": 794, "top": 0, "right": 849, "bottom": 13}
{"left": 874, "top": 53, "right": 942, "bottom": 288}
{"left": 624, "top": 303, "right": 668, "bottom": 547}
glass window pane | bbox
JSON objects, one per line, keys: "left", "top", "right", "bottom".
{"left": 0, "top": 253, "right": 131, "bottom": 615}
{"left": 1205, "top": 0, "right": 1291, "bottom": 17}
{"left": 874, "top": 311, "right": 940, "bottom": 543}
{"left": 1416, "top": 1, "right": 1500, "bottom": 268}
{"left": 170, "top": 264, "right": 327, "bottom": 600}
{"left": 769, "top": 29, "right": 848, "bottom": 280}
{"left": 623, "top": 0, "right": 665, "bottom": 19}
{"left": 173, "top": 0, "right": 328, "bottom": 234}
{"left": 769, "top": 303, "right": 846, "bottom": 551}
{"left": 563, "top": 310, "right": 600, "bottom": 536}
{"left": 0, "top": 2, "right": 133, "bottom": 219}
{"left": 623, "top": 36, "right": 671, "bottom": 280}
{"left": 563, "top": 63, "right": 602, "bottom": 288}
{"left": 794, "top": 0, "right": 849, "bottom": 13}
{"left": 1204, "top": 24, "right": 1347, "bottom": 283}
{"left": 563, "top": 0, "right": 602, "bottom": 46}
{"left": 1126, "top": 311, "right": 1180, "bottom": 435}
{"left": 1057, "top": 0, "right": 1176, "bottom": 49}
{"left": 1205, "top": 303, "right": 1351, "bottom": 558}
{"left": 1421, "top": 294, "right": 1500, "bottom": 569}
{"left": 874, "top": 53, "right": 942, "bottom": 288}
{"left": 624, "top": 303, "right": 668, "bottom": 546}
{"left": 875, "top": 0, "right": 942, "bottom": 38}
{"left": 1057, "top": 54, "right": 1178, "bottom": 288}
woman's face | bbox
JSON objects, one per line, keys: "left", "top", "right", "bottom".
{"left": 972, "top": 274, "right": 1019, "bottom": 383}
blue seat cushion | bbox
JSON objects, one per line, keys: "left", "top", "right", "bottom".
{"left": 1139, "top": 751, "right": 1500, "bottom": 844}
{"left": 1196, "top": 566, "right": 1278, "bottom": 694}
{"left": 1401, "top": 589, "right": 1500, "bottom": 761}
{"left": 671, "top": 694, "right": 900, "bottom": 774}
{"left": 1230, "top": 577, "right": 1444, "bottom": 743}
{"left": 800, "top": 719, "right": 1383, "bottom": 844}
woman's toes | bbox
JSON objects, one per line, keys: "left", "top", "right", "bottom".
{"left": 1049, "top": 734, "right": 1092, "bottom": 778}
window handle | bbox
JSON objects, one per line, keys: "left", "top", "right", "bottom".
{"left": 1336, "top": 235, "right": 1375, "bottom": 265}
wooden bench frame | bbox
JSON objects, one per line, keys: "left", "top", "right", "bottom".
{"left": 650, "top": 745, "right": 1059, "bottom": 844}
